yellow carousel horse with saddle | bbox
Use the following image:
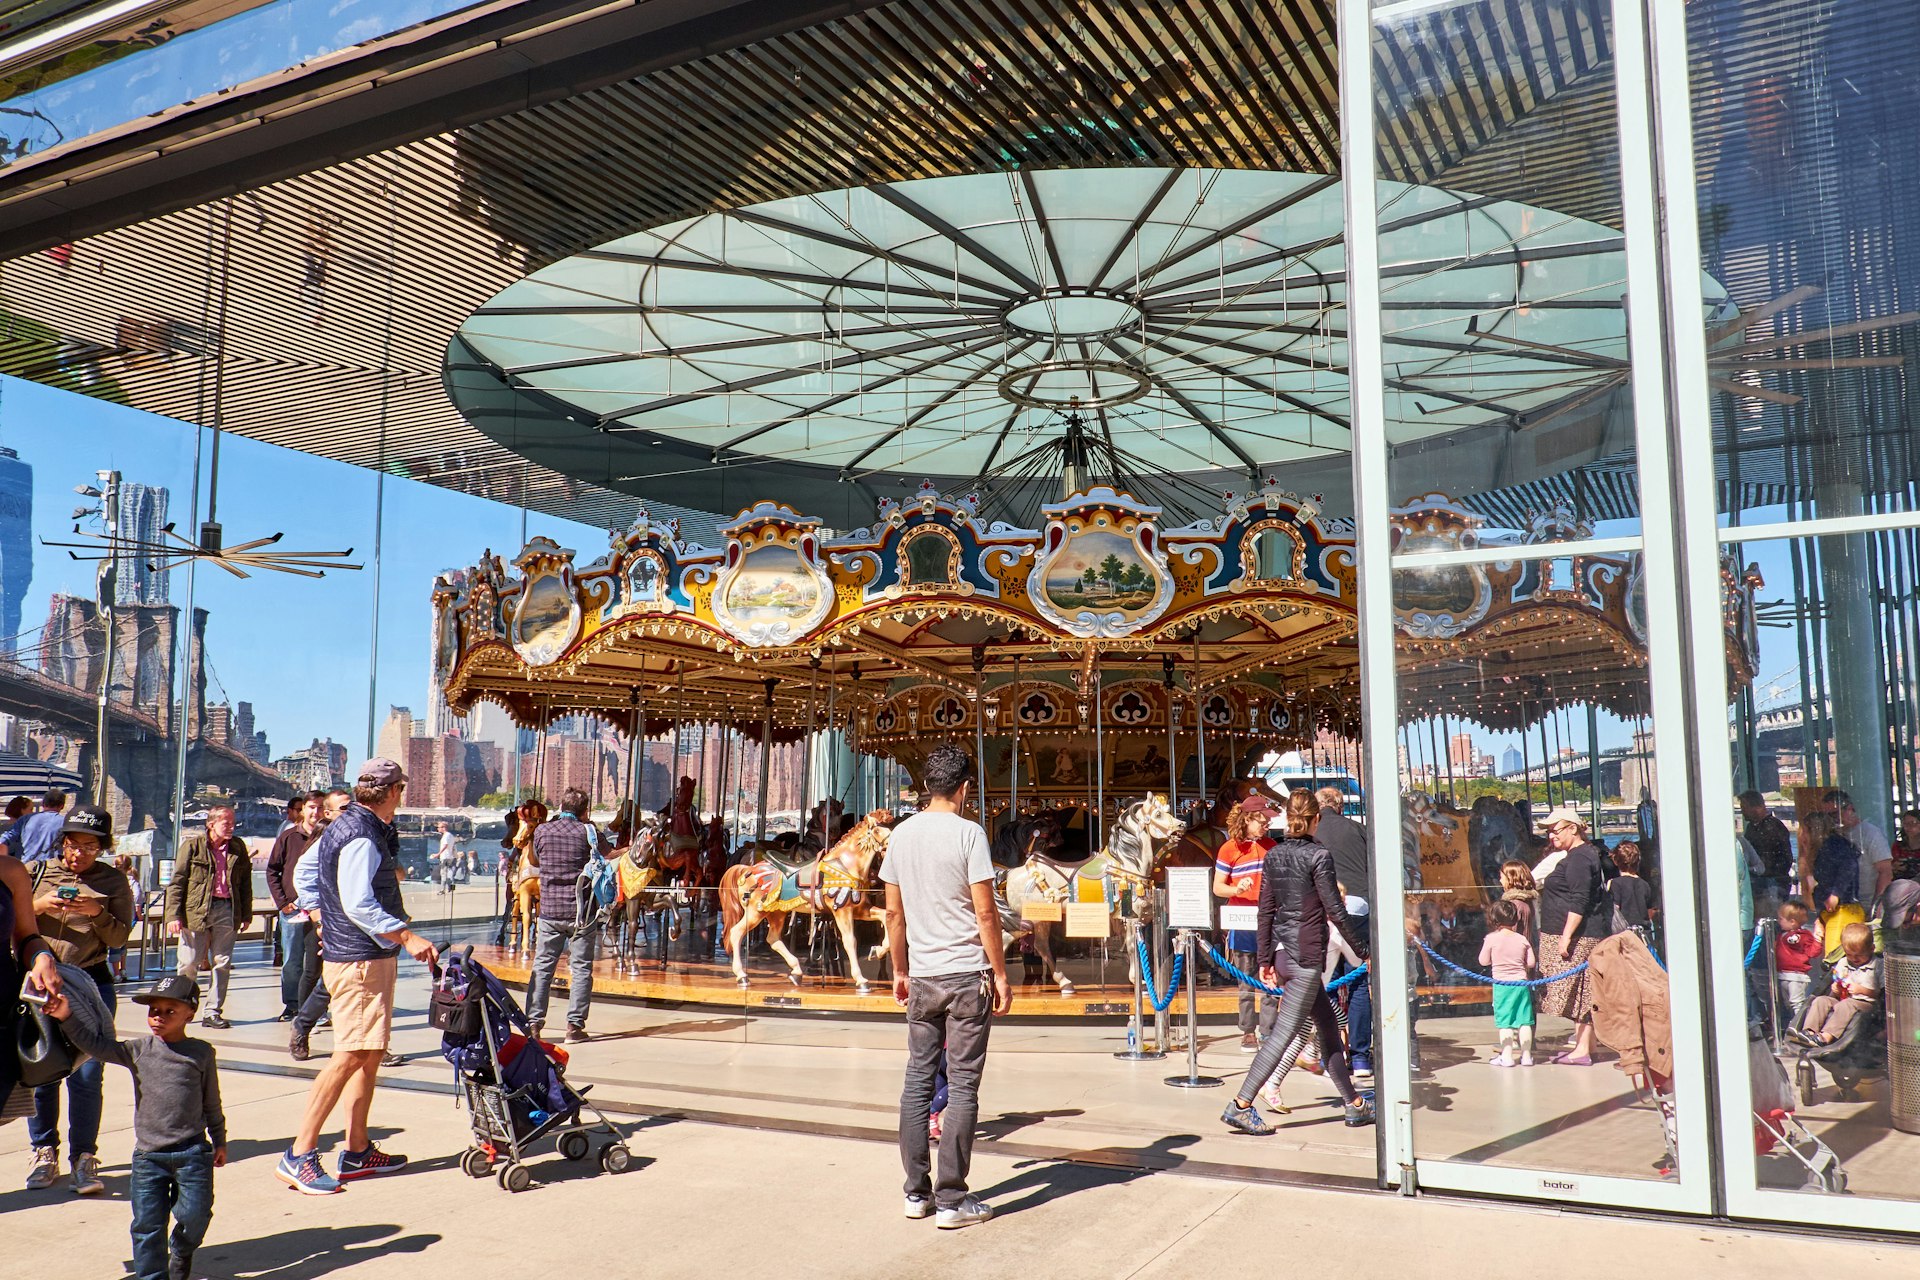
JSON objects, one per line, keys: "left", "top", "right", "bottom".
{"left": 719, "top": 809, "right": 895, "bottom": 992}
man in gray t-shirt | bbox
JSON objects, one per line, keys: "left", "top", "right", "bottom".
{"left": 882, "top": 743, "right": 1009, "bottom": 1230}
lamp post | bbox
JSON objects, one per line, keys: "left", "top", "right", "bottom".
{"left": 89, "top": 469, "right": 122, "bottom": 807}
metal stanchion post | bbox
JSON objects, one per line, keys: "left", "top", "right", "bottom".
{"left": 1760, "top": 916, "right": 1781, "bottom": 1044}
{"left": 1112, "top": 918, "right": 1166, "bottom": 1061}
{"left": 1165, "top": 930, "right": 1223, "bottom": 1089}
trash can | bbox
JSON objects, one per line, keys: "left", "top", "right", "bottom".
{"left": 1888, "top": 927, "right": 1920, "bottom": 1135}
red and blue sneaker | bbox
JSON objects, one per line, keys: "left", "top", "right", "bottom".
{"left": 275, "top": 1148, "right": 343, "bottom": 1195}
{"left": 337, "top": 1145, "right": 409, "bottom": 1180}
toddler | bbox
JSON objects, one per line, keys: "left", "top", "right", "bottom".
{"left": 1499, "top": 859, "right": 1540, "bottom": 952}
{"left": 45, "top": 974, "right": 226, "bottom": 1280}
{"left": 1793, "top": 922, "right": 1881, "bottom": 1046}
{"left": 1773, "top": 898, "right": 1823, "bottom": 1026}
{"left": 1479, "top": 899, "right": 1537, "bottom": 1067}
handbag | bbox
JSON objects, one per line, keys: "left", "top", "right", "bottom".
{"left": 16, "top": 999, "right": 76, "bottom": 1089}
{"left": 427, "top": 967, "right": 481, "bottom": 1039}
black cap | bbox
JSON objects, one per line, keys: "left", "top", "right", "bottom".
{"left": 59, "top": 804, "right": 114, "bottom": 849}
{"left": 130, "top": 975, "right": 200, "bottom": 1011}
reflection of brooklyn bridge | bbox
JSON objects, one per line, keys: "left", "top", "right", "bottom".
{"left": 0, "top": 596, "right": 288, "bottom": 829}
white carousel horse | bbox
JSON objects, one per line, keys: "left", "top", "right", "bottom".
{"left": 1000, "top": 794, "right": 1186, "bottom": 996}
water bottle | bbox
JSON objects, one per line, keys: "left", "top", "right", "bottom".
{"left": 1126, "top": 1023, "right": 1137, "bottom": 1053}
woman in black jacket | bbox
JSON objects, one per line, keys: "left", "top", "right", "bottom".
{"left": 1221, "top": 789, "right": 1374, "bottom": 1134}
{"left": 1533, "top": 807, "right": 1608, "bottom": 1065}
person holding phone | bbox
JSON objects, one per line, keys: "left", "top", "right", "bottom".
{"left": 21, "top": 804, "right": 134, "bottom": 1195}
{"left": 882, "top": 743, "right": 1009, "bottom": 1232}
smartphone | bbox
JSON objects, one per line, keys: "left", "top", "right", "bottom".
{"left": 21, "top": 988, "right": 49, "bottom": 1008}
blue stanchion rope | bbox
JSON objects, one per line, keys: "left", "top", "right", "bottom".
{"left": 1416, "top": 939, "right": 1588, "bottom": 987}
{"left": 1199, "top": 940, "right": 1369, "bottom": 997}
{"left": 1134, "top": 935, "right": 1185, "bottom": 1012}
{"left": 1744, "top": 932, "right": 1765, "bottom": 967}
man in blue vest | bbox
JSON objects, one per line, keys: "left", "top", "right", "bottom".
{"left": 274, "top": 759, "right": 438, "bottom": 1195}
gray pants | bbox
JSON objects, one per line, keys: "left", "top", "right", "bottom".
{"left": 178, "top": 900, "right": 236, "bottom": 1016}
{"left": 526, "top": 918, "right": 596, "bottom": 1030}
{"left": 1239, "top": 950, "right": 1357, "bottom": 1108}
{"left": 1230, "top": 948, "right": 1279, "bottom": 1037}
{"left": 899, "top": 970, "right": 993, "bottom": 1210}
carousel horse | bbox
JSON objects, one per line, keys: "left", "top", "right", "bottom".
{"left": 719, "top": 809, "right": 895, "bottom": 991}
{"left": 1467, "top": 794, "right": 1540, "bottom": 891}
{"left": 505, "top": 844, "right": 540, "bottom": 954}
{"left": 1000, "top": 794, "right": 1187, "bottom": 996}
{"left": 697, "top": 815, "right": 729, "bottom": 911}
{"left": 1164, "top": 776, "right": 1285, "bottom": 869}
{"left": 605, "top": 825, "right": 691, "bottom": 971}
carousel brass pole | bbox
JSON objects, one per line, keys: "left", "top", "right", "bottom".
{"left": 972, "top": 646, "right": 988, "bottom": 833}
{"left": 1009, "top": 656, "right": 1021, "bottom": 818}
{"left": 826, "top": 658, "right": 839, "bottom": 821}
{"left": 756, "top": 679, "right": 776, "bottom": 847}
{"left": 1193, "top": 637, "right": 1208, "bottom": 808}
{"left": 1162, "top": 655, "right": 1179, "bottom": 809}
{"left": 1586, "top": 701, "right": 1602, "bottom": 834}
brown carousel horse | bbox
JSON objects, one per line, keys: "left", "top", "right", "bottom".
{"left": 719, "top": 809, "right": 895, "bottom": 991}
{"left": 1163, "top": 776, "right": 1284, "bottom": 869}
{"left": 604, "top": 823, "right": 688, "bottom": 971}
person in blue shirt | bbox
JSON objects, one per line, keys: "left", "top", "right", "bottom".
{"left": 0, "top": 789, "right": 70, "bottom": 864}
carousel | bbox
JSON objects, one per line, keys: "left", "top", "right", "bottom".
{"left": 428, "top": 164, "right": 1761, "bottom": 1016}
{"left": 432, "top": 475, "right": 1760, "bottom": 1016}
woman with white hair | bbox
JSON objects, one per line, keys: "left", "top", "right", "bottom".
{"left": 1533, "top": 806, "right": 1608, "bottom": 1066}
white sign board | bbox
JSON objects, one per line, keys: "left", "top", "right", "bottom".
{"left": 1165, "top": 866, "right": 1213, "bottom": 929}
{"left": 1219, "top": 904, "right": 1258, "bottom": 932}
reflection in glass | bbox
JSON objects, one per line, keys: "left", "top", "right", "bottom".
{"left": 1727, "top": 532, "right": 1920, "bottom": 1203}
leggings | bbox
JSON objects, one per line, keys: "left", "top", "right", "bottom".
{"left": 1240, "top": 951, "right": 1357, "bottom": 1107}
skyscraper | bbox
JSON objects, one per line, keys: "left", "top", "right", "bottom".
{"left": 1501, "top": 746, "right": 1524, "bottom": 776}
{"left": 112, "top": 482, "right": 169, "bottom": 606}
{"left": 0, "top": 447, "right": 30, "bottom": 654}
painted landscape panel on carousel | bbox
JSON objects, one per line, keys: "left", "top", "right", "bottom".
{"left": 722, "top": 543, "right": 823, "bottom": 624}
{"left": 1042, "top": 529, "right": 1157, "bottom": 616}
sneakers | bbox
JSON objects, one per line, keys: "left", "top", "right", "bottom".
{"left": 201, "top": 1014, "right": 232, "bottom": 1030}
{"left": 1220, "top": 1100, "right": 1275, "bottom": 1136}
{"left": 337, "top": 1145, "right": 408, "bottom": 1180}
{"left": 904, "top": 1192, "right": 933, "bottom": 1220}
{"left": 275, "top": 1148, "right": 343, "bottom": 1195}
{"left": 288, "top": 1029, "right": 312, "bottom": 1062}
{"left": 935, "top": 1195, "right": 993, "bottom": 1229}
{"left": 380, "top": 1052, "right": 405, "bottom": 1069}
{"left": 1259, "top": 1082, "right": 1291, "bottom": 1115}
{"left": 1239, "top": 1031, "right": 1259, "bottom": 1053}
{"left": 1489, "top": 1055, "right": 1517, "bottom": 1068}
{"left": 1343, "top": 1098, "right": 1377, "bottom": 1128}
{"left": 1519, "top": 1055, "right": 1535, "bottom": 1067}
{"left": 1351, "top": 1055, "right": 1374, "bottom": 1078}
{"left": 277, "top": 1010, "right": 296, "bottom": 1023}
{"left": 25, "top": 1146, "right": 60, "bottom": 1190}
{"left": 71, "top": 1152, "right": 105, "bottom": 1195}
{"left": 928, "top": 1112, "right": 943, "bottom": 1143}
{"left": 564, "top": 1027, "right": 590, "bottom": 1044}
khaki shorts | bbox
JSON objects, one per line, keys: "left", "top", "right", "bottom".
{"left": 321, "top": 954, "right": 399, "bottom": 1052}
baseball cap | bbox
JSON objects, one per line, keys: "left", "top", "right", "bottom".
{"left": 1240, "top": 792, "right": 1276, "bottom": 814}
{"left": 131, "top": 975, "right": 200, "bottom": 1012}
{"left": 355, "top": 757, "right": 407, "bottom": 787}
{"left": 1536, "top": 805, "right": 1587, "bottom": 832}
{"left": 59, "top": 804, "right": 115, "bottom": 849}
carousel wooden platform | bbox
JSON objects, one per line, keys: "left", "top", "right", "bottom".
{"left": 470, "top": 945, "right": 1490, "bottom": 1018}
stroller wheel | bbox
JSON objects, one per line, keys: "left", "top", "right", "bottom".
{"left": 460, "top": 1148, "right": 493, "bottom": 1178}
{"left": 558, "top": 1132, "right": 591, "bottom": 1162}
{"left": 600, "top": 1142, "right": 632, "bottom": 1174}
{"left": 497, "top": 1162, "right": 532, "bottom": 1193}
{"left": 1796, "top": 1061, "right": 1818, "bottom": 1108}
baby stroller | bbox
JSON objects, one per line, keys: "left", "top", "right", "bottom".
{"left": 1789, "top": 998, "right": 1888, "bottom": 1107}
{"left": 1750, "top": 1030, "right": 1847, "bottom": 1193}
{"left": 434, "top": 946, "right": 632, "bottom": 1192}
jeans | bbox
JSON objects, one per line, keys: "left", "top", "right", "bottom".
{"left": 1344, "top": 968, "right": 1374, "bottom": 1064}
{"left": 899, "top": 971, "right": 993, "bottom": 1210}
{"left": 129, "top": 1144, "right": 214, "bottom": 1280}
{"left": 30, "top": 967, "right": 115, "bottom": 1158}
{"left": 1229, "top": 948, "right": 1279, "bottom": 1037}
{"left": 1240, "top": 951, "right": 1358, "bottom": 1107}
{"left": 179, "top": 900, "right": 236, "bottom": 1015}
{"left": 292, "top": 978, "right": 330, "bottom": 1038}
{"left": 279, "top": 915, "right": 318, "bottom": 1013}
{"left": 526, "top": 918, "right": 596, "bottom": 1029}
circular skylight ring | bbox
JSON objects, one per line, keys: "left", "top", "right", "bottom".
{"left": 996, "top": 358, "right": 1150, "bottom": 410}
{"left": 1001, "top": 287, "right": 1146, "bottom": 341}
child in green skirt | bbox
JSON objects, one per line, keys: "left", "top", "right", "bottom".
{"left": 1479, "top": 899, "right": 1537, "bottom": 1067}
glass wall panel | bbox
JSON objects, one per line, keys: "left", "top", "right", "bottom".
{"left": 1716, "top": 529, "right": 1920, "bottom": 1207}
{"left": 1373, "top": 0, "right": 1655, "bottom": 542}
{"left": 1685, "top": 0, "right": 1920, "bottom": 528}
{"left": 1393, "top": 544, "right": 1678, "bottom": 1182}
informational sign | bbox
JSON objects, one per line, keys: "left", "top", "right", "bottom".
{"left": 1064, "top": 902, "right": 1109, "bottom": 938}
{"left": 1020, "top": 901, "right": 1063, "bottom": 923}
{"left": 1219, "top": 904, "right": 1258, "bottom": 932}
{"left": 1165, "top": 866, "right": 1213, "bottom": 929}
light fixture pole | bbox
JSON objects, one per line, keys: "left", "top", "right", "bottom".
{"left": 92, "top": 468, "right": 122, "bottom": 807}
